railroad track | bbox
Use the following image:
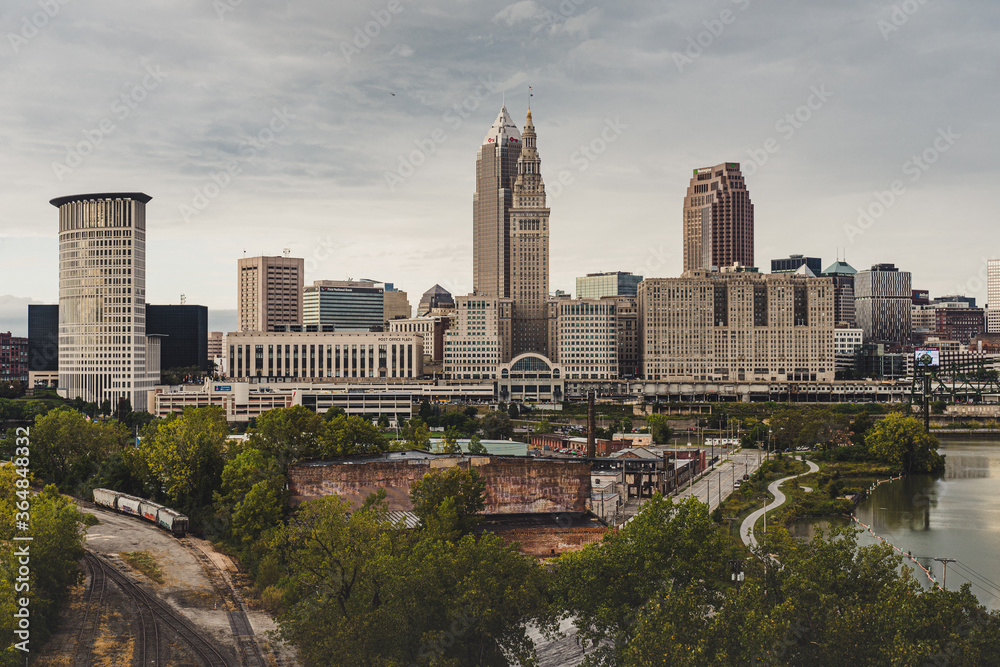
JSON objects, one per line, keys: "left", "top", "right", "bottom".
{"left": 84, "top": 551, "right": 235, "bottom": 667}
{"left": 179, "top": 538, "right": 269, "bottom": 667}
{"left": 71, "top": 552, "right": 108, "bottom": 667}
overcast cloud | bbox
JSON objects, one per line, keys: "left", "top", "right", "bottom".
{"left": 1, "top": 0, "right": 998, "bottom": 335}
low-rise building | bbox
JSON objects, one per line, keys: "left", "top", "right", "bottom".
{"left": 226, "top": 331, "right": 423, "bottom": 381}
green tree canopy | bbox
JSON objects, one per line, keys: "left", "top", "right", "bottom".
{"left": 246, "top": 404, "right": 324, "bottom": 466}
{"left": 410, "top": 466, "right": 486, "bottom": 536}
{"left": 864, "top": 412, "right": 944, "bottom": 473}
{"left": 319, "top": 414, "right": 389, "bottom": 457}
{"left": 480, "top": 411, "right": 513, "bottom": 440}
{"left": 24, "top": 408, "right": 127, "bottom": 487}
{"left": 646, "top": 413, "right": 673, "bottom": 444}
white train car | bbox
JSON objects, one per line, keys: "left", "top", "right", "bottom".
{"left": 117, "top": 494, "right": 143, "bottom": 518}
{"left": 92, "top": 488, "right": 120, "bottom": 510}
{"left": 139, "top": 499, "right": 165, "bottom": 523}
{"left": 156, "top": 508, "right": 189, "bottom": 536}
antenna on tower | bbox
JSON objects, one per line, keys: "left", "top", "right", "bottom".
{"left": 180, "top": 294, "right": 187, "bottom": 305}
{"left": 283, "top": 248, "right": 291, "bottom": 257}
{"left": 528, "top": 85, "right": 533, "bottom": 111}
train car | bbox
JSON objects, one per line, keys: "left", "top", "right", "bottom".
{"left": 93, "top": 488, "right": 120, "bottom": 510}
{"left": 139, "top": 499, "right": 165, "bottom": 524}
{"left": 117, "top": 494, "right": 143, "bottom": 517}
{"left": 156, "top": 508, "right": 189, "bottom": 537}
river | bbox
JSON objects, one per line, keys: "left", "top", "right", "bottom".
{"left": 790, "top": 437, "right": 1000, "bottom": 609}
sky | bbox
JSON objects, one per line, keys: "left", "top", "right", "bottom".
{"left": 1, "top": 0, "right": 998, "bottom": 336}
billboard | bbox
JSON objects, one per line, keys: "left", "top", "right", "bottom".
{"left": 914, "top": 349, "right": 940, "bottom": 369}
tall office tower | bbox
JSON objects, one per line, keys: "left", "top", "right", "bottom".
{"left": 52, "top": 192, "right": 159, "bottom": 411}
{"left": 822, "top": 260, "right": 857, "bottom": 327}
{"left": 237, "top": 255, "right": 304, "bottom": 332}
{"left": 473, "top": 106, "right": 522, "bottom": 299}
{"left": 682, "top": 163, "right": 754, "bottom": 272}
{"left": 576, "top": 271, "right": 643, "bottom": 299}
{"left": 509, "top": 109, "right": 551, "bottom": 356}
{"left": 550, "top": 299, "right": 618, "bottom": 380}
{"left": 988, "top": 259, "right": 1000, "bottom": 333}
{"left": 854, "top": 263, "right": 912, "bottom": 346}
{"left": 417, "top": 284, "right": 455, "bottom": 316}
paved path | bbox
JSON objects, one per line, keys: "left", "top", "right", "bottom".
{"left": 741, "top": 457, "right": 820, "bottom": 548}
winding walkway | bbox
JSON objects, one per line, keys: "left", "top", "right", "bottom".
{"left": 741, "top": 457, "right": 820, "bottom": 548}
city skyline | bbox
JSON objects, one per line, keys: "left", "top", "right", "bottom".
{"left": 2, "top": 2, "right": 999, "bottom": 335}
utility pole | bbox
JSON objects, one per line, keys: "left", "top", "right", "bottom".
{"left": 934, "top": 558, "right": 957, "bottom": 590}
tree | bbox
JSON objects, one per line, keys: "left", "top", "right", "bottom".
{"left": 410, "top": 466, "right": 486, "bottom": 535}
{"left": 0, "top": 473, "right": 88, "bottom": 658}
{"left": 215, "top": 448, "right": 286, "bottom": 555}
{"left": 646, "top": 413, "right": 673, "bottom": 444}
{"left": 480, "top": 411, "right": 513, "bottom": 440}
{"left": 463, "top": 405, "right": 478, "bottom": 419}
{"left": 400, "top": 417, "right": 431, "bottom": 450}
{"left": 508, "top": 403, "right": 520, "bottom": 419}
{"left": 534, "top": 418, "right": 554, "bottom": 435}
{"left": 137, "top": 406, "right": 228, "bottom": 516}
{"left": 320, "top": 414, "right": 389, "bottom": 457}
{"left": 377, "top": 414, "right": 390, "bottom": 429}
{"left": 272, "top": 493, "right": 551, "bottom": 666}
{"left": 246, "top": 405, "right": 324, "bottom": 466}
{"left": 0, "top": 380, "right": 24, "bottom": 399}
{"left": 553, "top": 496, "right": 735, "bottom": 664}
{"left": 865, "top": 412, "right": 944, "bottom": 473}
{"left": 440, "top": 426, "right": 463, "bottom": 454}
{"left": 26, "top": 408, "right": 127, "bottom": 487}
{"left": 419, "top": 398, "right": 433, "bottom": 420}
{"left": 467, "top": 434, "right": 487, "bottom": 455}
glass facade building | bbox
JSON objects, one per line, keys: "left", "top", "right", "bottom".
{"left": 303, "top": 281, "right": 385, "bottom": 332}
{"left": 575, "top": 271, "right": 643, "bottom": 299}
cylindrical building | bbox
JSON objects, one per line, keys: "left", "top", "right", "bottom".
{"left": 51, "top": 192, "right": 155, "bottom": 412}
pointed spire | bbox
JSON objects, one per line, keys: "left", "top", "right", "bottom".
{"left": 482, "top": 105, "right": 521, "bottom": 146}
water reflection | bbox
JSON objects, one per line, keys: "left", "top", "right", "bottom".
{"left": 795, "top": 438, "right": 1000, "bottom": 609}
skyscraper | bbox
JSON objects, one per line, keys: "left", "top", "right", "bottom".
{"left": 473, "top": 106, "right": 522, "bottom": 299}
{"left": 237, "top": 255, "right": 304, "bottom": 332}
{"left": 988, "top": 259, "right": 1000, "bottom": 334}
{"left": 52, "top": 192, "right": 159, "bottom": 411}
{"left": 509, "top": 109, "right": 550, "bottom": 356}
{"left": 683, "top": 163, "right": 754, "bottom": 271}
{"left": 823, "top": 260, "right": 857, "bottom": 327}
{"left": 854, "top": 263, "right": 912, "bottom": 346}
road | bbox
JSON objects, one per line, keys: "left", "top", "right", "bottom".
{"left": 741, "top": 457, "right": 820, "bottom": 548}
{"left": 672, "top": 448, "right": 765, "bottom": 512}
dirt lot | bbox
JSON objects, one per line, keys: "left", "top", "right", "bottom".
{"left": 34, "top": 502, "right": 297, "bottom": 666}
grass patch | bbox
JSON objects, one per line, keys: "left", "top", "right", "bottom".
{"left": 120, "top": 551, "right": 164, "bottom": 584}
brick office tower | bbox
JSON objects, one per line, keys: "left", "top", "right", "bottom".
{"left": 683, "top": 163, "right": 754, "bottom": 272}
{"left": 509, "top": 109, "right": 550, "bottom": 356}
{"left": 237, "top": 255, "right": 304, "bottom": 332}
